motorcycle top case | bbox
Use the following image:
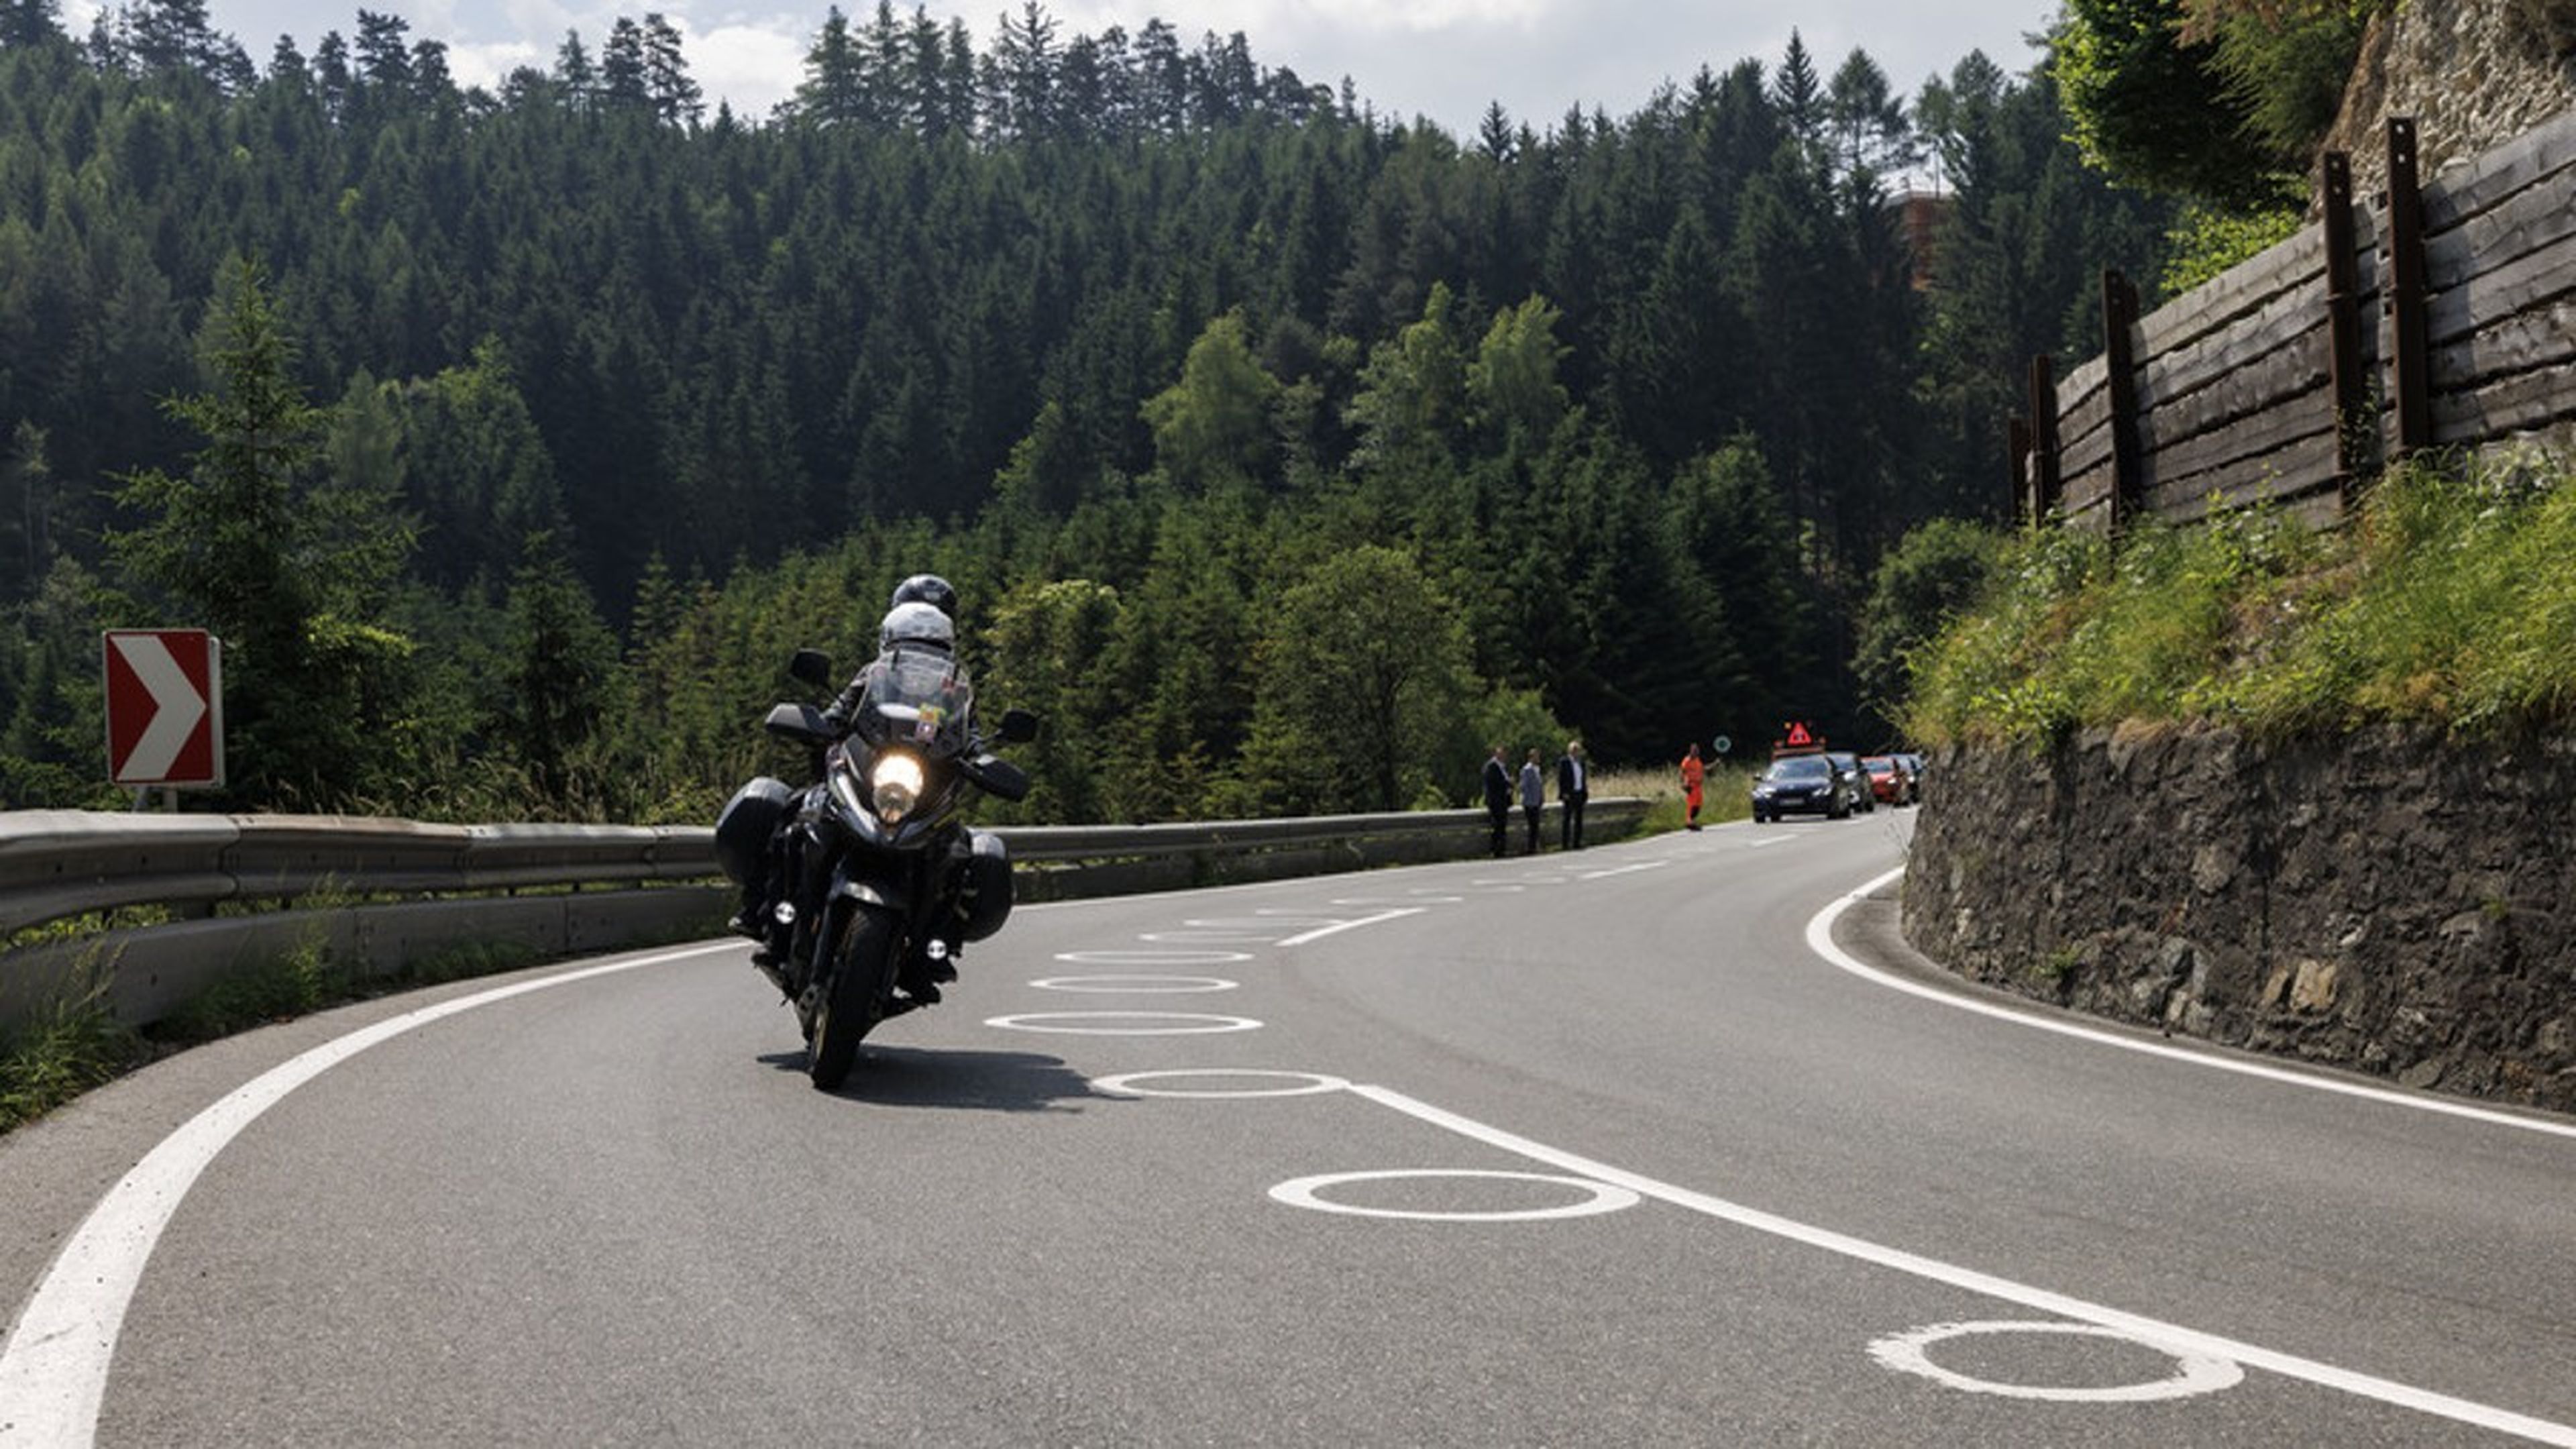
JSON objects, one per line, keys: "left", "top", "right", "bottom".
{"left": 714, "top": 776, "right": 795, "bottom": 886}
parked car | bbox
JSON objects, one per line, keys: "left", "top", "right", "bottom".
{"left": 1861, "top": 755, "right": 1917, "bottom": 806}
{"left": 1824, "top": 751, "right": 1876, "bottom": 813}
{"left": 1751, "top": 752, "right": 1868, "bottom": 822}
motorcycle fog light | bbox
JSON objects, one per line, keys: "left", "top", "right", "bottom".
{"left": 871, "top": 752, "right": 926, "bottom": 822}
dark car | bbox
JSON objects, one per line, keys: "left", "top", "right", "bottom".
{"left": 1751, "top": 753, "right": 1868, "bottom": 822}
{"left": 1824, "top": 751, "right": 1875, "bottom": 813}
{"left": 1861, "top": 754, "right": 1917, "bottom": 806}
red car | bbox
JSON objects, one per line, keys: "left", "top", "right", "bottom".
{"left": 1860, "top": 755, "right": 1916, "bottom": 806}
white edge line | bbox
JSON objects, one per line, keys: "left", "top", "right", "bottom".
{"left": 1276, "top": 908, "right": 1423, "bottom": 947}
{"left": 1348, "top": 1081, "right": 2576, "bottom": 1446}
{"left": 0, "top": 941, "right": 738, "bottom": 1449}
{"left": 1807, "top": 868, "right": 2576, "bottom": 1145}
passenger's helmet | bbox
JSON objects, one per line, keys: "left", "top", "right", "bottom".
{"left": 890, "top": 573, "right": 959, "bottom": 619}
{"left": 878, "top": 600, "right": 955, "bottom": 653}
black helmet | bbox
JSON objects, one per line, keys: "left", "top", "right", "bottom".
{"left": 890, "top": 573, "right": 959, "bottom": 618}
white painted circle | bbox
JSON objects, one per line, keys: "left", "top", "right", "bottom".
{"left": 1868, "top": 1322, "right": 2245, "bottom": 1403}
{"left": 1140, "top": 931, "right": 1267, "bottom": 943}
{"left": 1093, "top": 1070, "right": 1350, "bottom": 1099}
{"left": 1333, "top": 896, "right": 1462, "bottom": 906}
{"left": 1269, "top": 1169, "right": 1641, "bottom": 1222}
{"left": 1053, "top": 949, "right": 1252, "bottom": 966}
{"left": 985, "top": 1011, "right": 1263, "bottom": 1036}
{"left": 1187, "top": 917, "right": 1330, "bottom": 930}
{"left": 1030, "top": 974, "right": 1238, "bottom": 994}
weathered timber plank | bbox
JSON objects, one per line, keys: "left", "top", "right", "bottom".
{"left": 2153, "top": 429, "right": 2339, "bottom": 523}
{"left": 2135, "top": 273, "right": 2330, "bottom": 411}
{"left": 2140, "top": 328, "right": 2333, "bottom": 447}
{"left": 2426, "top": 234, "right": 2576, "bottom": 345}
{"left": 2420, "top": 107, "right": 2576, "bottom": 233}
{"left": 2432, "top": 358, "right": 2576, "bottom": 441}
{"left": 2061, "top": 419, "right": 2114, "bottom": 481}
{"left": 2061, "top": 458, "right": 2114, "bottom": 521}
{"left": 2136, "top": 225, "right": 2326, "bottom": 358}
{"left": 2145, "top": 374, "right": 2334, "bottom": 487}
{"left": 2430, "top": 295, "right": 2576, "bottom": 387}
{"left": 2057, "top": 355, "right": 2108, "bottom": 411}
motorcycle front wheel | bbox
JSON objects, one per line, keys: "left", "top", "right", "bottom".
{"left": 808, "top": 906, "right": 900, "bottom": 1090}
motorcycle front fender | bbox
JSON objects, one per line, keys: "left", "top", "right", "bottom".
{"left": 830, "top": 871, "right": 910, "bottom": 916}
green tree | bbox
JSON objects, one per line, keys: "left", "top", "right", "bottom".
{"left": 1140, "top": 311, "right": 1279, "bottom": 490}
{"left": 498, "top": 530, "right": 619, "bottom": 806}
{"left": 1240, "top": 544, "right": 1472, "bottom": 814}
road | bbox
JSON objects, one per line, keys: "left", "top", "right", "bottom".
{"left": 5, "top": 812, "right": 2576, "bottom": 1446}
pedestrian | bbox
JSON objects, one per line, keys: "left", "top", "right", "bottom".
{"left": 1519, "top": 747, "right": 1546, "bottom": 854}
{"left": 1482, "top": 744, "right": 1513, "bottom": 858}
{"left": 1680, "top": 743, "right": 1705, "bottom": 831}
{"left": 1556, "top": 739, "right": 1589, "bottom": 850}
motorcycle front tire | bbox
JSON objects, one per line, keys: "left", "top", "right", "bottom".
{"left": 808, "top": 906, "right": 900, "bottom": 1090}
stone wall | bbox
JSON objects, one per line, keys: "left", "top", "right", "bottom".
{"left": 1900, "top": 724, "right": 2576, "bottom": 1112}
{"left": 2319, "top": 0, "right": 2576, "bottom": 206}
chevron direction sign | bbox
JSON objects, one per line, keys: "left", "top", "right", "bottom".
{"left": 103, "top": 629, "right": 223, "bottom": 788}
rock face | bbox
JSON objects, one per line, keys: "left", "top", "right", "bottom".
{"left": 1900, "top": 724, "right": 2576, "bottom": 1112}
{"left": 2320, "top": 0, "right": 2576, "bottom": 202}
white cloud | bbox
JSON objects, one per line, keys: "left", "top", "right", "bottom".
{"left": 675, "top": 18, "right": 810, "bottom": 118}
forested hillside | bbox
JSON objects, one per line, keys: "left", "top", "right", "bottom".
{"left": 0, "top": 0, "right": 2171, "bottom": 822}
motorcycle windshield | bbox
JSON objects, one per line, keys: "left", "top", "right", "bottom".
{"left": 854, "top": 649, "right": 974, "bottom": 758}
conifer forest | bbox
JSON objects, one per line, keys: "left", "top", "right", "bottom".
{"left": 0, "top": 0, "right": 2174, "bottom": 822}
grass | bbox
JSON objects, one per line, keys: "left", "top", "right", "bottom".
{"left": 1903, "top": 451, "right": 2576, "bottom": 747}
{"left": 1591, "top": 763, "right": 1756, "bottom": 833}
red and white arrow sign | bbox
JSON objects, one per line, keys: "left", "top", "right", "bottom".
{"left": 104, "top": 630, "right": 223, "bottom": 788}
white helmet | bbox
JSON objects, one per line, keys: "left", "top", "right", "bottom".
{"left": 878, "top": 600, "right": 955, "bottom": 652}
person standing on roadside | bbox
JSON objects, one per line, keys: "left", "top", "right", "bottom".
{"left": 1482, "top": 744, "right": 1513, "bottom": 858}
{"left": 1519, "top": 747, "right": 1546, "bottom": 855}
{"left": 1680, "top": 743, "right": 1706, "bottom": 831}
{"left": 1556, "top": 739, "right": 1589, "bottom": 849}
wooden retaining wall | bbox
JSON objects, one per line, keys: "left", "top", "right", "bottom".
{"left": 2017, "top": 108, "right": 2576, "bottom": 529}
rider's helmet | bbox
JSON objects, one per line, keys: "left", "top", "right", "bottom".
{"left": 890, "top": 574, "right": 959, "bottom": 619}
{"left": 877, "top": 600, "right": 955, "bottom": 653}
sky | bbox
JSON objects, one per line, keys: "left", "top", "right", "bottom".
{"left": 84, "top": 0, "right": 2059, "bottom": 138}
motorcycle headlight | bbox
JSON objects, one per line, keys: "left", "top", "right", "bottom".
{"left": 870, "top": 751, "right": 926, "bottom": 822}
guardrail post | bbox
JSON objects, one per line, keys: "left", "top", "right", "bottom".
{"left": 2101, "top": 270, "right": 2145, "bottom": 530}
{"left": 2008, "top": 415, "right": 2035, "bottom": 527}
{"left": 2322, "top": 149, "right": 2371, "bottom": 507}
{"left": 2381, "top": 117, "right": 2430, "bottom": 461}
{"left": 2026, "top": 354, "right": 2061, "bottom": 522}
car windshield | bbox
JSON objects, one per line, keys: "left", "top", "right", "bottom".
{"left": 1766, "top": 756, "right": 1829, "bottom": 782}
{"left": 853, "top": 648, "right": 974, "bottom": 757}
{"left": 1864, "top": 757, "right": 1895, "bottom": 772}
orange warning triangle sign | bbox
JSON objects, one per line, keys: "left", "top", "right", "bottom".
{"left": 1785, "top": 722, "right": 1812, "bottom": 746}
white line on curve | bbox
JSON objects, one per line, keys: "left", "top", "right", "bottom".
{"left": 1349, "top": 1082, "right": 2576, "bottom": 1445}
{"left": 0, "top": 942, "right": 737, "bottom": 1449}
{"left": 1275, "top": 908, "right": 1423, "bottom": 947}
{"left": 1807, "top": 868, "right": 2576, "bottom": 1145}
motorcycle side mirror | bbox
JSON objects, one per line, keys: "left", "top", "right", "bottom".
{"left": 788, "top": 649, "right": 833, "bottom": 690}
{"left": 996, "top": 708, "right": 1040, "bottom": 745}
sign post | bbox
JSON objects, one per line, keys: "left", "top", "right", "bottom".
{"left": 104, "top": 629, "right": 224, "bottom": 796}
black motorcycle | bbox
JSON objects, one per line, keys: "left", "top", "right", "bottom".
{"left": 714, "top": 647, "right": 1038, "bottom": 1089}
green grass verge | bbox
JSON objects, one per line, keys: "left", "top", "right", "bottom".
{"left": 1903, "top": 452, "right": 2576, "bottom": 747}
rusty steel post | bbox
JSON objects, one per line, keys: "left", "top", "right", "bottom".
{"left": 2322, "top": 150, "right": 2370, "bottom": 506}
{"left": 2026, "top": 355, "right": 2061, "bottom": 522}
{"left": 2008, "top": 415, "right": 2035, "bottom": 527}
{"left": 2382, "top": 117, "right": 2431, "bottom": 460}
{"left": 2101, "top": 270, "right": 2145, "bottom": 530}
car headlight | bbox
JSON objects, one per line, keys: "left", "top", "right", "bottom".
{"left": 871, "top": 751, "right": 926, "bottom": 822}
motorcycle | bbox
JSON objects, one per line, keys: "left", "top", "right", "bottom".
{"left": 714, "top": 646, "right": 1038, "bottom": 1089}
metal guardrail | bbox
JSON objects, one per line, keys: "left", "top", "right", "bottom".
{"left": 0, "top": 800, "right": 1647, "bottom": 1030}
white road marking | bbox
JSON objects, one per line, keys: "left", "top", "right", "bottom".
{"left": 1029, "top": 975, "right": 1238, "bottom": 994}
{"left": 1347, "top": 1081, "right": 2576, "bottom": 1444}
{"left": 982, "top": 1011, "right": 1263, "bottom": 1036}
{"left": 1807, "top": 869, "right": 2576, "bottom": 1145}
{"left": 1577, "top": 861, "right": 1669, "bottom": 881}
{"left": 1051, "top": 949, "right": 1252, "bottom": 966}
{"left": 1269, "top": 1169, "right": 1641, "bottom": 1222}
{"left": 0, "top": 942, "right": 738, "bottom": 1449}
{"left": 1275, "top": 908, "right": 1422, "bottom": 947}
{"left": 1093, "top": 1069, "right": 1352, "bottom": 1099}
{"left": 1869, "top": 1321, "right": 2244, "bottom": 1403}
{"left": 1746, "top": 834, "right": 1797, "bottom": 848}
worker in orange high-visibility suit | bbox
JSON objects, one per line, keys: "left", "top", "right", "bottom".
{"left": 1679, "top": 743, "right": 1705, "bottom": 831}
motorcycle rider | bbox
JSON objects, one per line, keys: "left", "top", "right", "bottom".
{"left": 731, "top": 574, "right": 981, "bottom": 1002}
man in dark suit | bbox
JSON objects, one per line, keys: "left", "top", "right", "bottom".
{"left": 1556, "top": 739, "right": 1589, "bottom": 849}
{"left": 1481, "top": 744, "right": 1513, "bottom": 858}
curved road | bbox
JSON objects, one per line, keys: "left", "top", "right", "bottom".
{"left": 6, "top": 814, "right": 2576, "bottom": 1445}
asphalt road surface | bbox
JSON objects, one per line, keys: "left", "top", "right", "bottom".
{"left": 7, "top": 812, "right": 2576, "bottom": 1446}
